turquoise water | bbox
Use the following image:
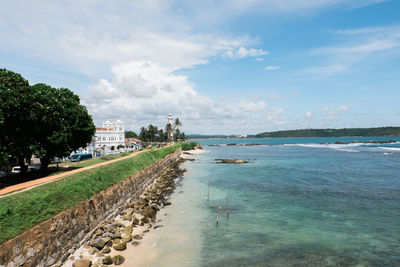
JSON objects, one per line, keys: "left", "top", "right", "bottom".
{"left": 153, "top": 137, "right": 400, "bottom": 266}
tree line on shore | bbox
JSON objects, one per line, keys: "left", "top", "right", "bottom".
{"left": 136, "top": 119, "right": 186, "bottom": 143}
{"left": 254, "top": 127, "right": 400, "bottom": 138}
{"left": 0, "top": 69, "right": 96, "bottom": 172}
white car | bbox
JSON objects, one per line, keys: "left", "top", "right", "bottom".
{"left": 11, "top": 166, "right": 21, "bottom": 173}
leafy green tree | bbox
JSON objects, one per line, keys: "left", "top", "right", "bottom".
{"left": 157, "top": 129, "right": 166, "bottom": 142}
{"left": 147, "top": 124, "right": 158, "bottom": 142}
{"left": 29, "top": 83, "right": 96, "bottom": 170}
{"left": 174, "top": 128, "right": 181, "bottom": 141}
{"left": 174, "top": 118, "right": 182, "bottom": 130}
{"left": 0, "top": 69, "right": 34, "bottom": 171}
{"left": 139, "top": 127, "right": 147, "bottom": 142}
{"left": 125, "top": 131, "right": 138, "bottom": 138}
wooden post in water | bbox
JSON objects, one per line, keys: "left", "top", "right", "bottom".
{"left": 208, "top": 181, "right": 210, "bottom": 201}
{"left": 216, "top": 205, "right": 219, "bottom": 227}
{"left": 226, "top": 196, "right": 230, "bottom": 221}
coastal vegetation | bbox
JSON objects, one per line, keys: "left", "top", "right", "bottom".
{"left": 125, "top": 131, "right": 138, "bottom": 138}
{"left": 139, "top": 120, "right": 186, "bottom": 143}
{"left": 0, "top": 143, "right": 194, "bottom": 244}
{"left": 254, "top": 127, "right": 400, "bottom": 138}
{"left": 0, "top": 69, "right": 95, "bottom": 171}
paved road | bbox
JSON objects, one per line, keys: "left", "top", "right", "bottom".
{"left": 0, "top": 149, "right": 149, "bottom": 198}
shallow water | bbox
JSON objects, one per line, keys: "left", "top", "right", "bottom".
{"left": 151, "top": 137, "right": 400, "bottom": 266}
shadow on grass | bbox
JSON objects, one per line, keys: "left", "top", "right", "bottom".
{"left": 0, "top": 166, "right": 83, "bottom": 190}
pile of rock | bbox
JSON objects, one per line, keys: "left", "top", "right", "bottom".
{"left": 215, "top": 158, "right": 248, "bottom": 164}
{"left": 70, "top": 159, "right": 185, "bottom": 267}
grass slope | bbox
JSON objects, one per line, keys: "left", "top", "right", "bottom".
{"left": 0, "top": 144, "right": 184, "bottom": 244}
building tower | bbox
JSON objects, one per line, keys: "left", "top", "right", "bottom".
{"left": 168, "top": 114, "right": 174, "bottom": 142}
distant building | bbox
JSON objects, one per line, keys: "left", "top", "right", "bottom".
{"left": 125, "top": 138, "right": 142, "bottom": 150}
{"left": 168, "top": 114, "right": 174, "bottom": 142}
{"left": 84, "top": 120, "right": 125, "bottom": 154}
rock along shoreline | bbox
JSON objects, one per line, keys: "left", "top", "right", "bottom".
{"left": 63, "top": 157, "right": 187, "bottom": 267}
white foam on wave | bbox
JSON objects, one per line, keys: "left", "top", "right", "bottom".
{"left": 283, "top": 143, "right": 360, "bottom": 152}
{"left": 378, "top": 147, "right": 400, "bottom": 151}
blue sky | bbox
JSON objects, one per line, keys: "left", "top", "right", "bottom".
{"left": 1, "top": 0, "right": 399, "bottom": 134}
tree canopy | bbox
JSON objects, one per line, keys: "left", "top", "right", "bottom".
{"left": 0, "top": 69, "right": 95, "bottom": 170}
{"left": 0, "top": 69, "right": 34, "bottom": 170}
{"left": 139, "top": 118, "right": 186, "bottom": 143}
{"left": 125, "top": 131, "right": 138, "bottom": 138}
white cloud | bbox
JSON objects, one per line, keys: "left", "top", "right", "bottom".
{"left": 306, "top": 112, "right": 313, "bottom": 117}
{"left": 255, "top": 57, "right": 264, "bottom": 61}
{"left": 309, "top": 24, "right": 400, "bottom": 76}
{"left": 225, "top": 46, "right": 268, "bottom": 59}
{"left": 238, "top": 101, "right": 267, "bottom": 112}
{"left": 308, "top": 64, "right": 347, "bottom": 75}
{"left": 85, "top": 60, "right": 276, "bottom": 134}
{"left": 265, "top": 65, "right": 280, "bottom": 71}
{"left": 321, "top": 105, "right": 350, "bottom": 120}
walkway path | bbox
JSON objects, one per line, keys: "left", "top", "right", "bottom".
{"left": 0, "top": 149, "right": 150, "bottom": 198}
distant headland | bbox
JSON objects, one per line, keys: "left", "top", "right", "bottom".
{"left": 254, "top": 127, "right": 400, "bottom": 138}
{"left": 188, "top": 127, "right": 400, "bottom": 139}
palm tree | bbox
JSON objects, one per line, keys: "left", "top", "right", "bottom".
{"left": 139, "top": 127, "right": 147, "bottom": 142}
{"left": 174, "top": 118, "right": 182, "bottom": 130}
{"left": 174, "top": 128, "right": 181, "bottom": 142}
{"left": 165, "top": 123, "right": 173, "bottom": 143}
{"left": 148, "top": 124, "right": 158, "bottom": 143}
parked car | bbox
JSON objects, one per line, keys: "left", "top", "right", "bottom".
{"left": 11, "top": 166, "right": 21, "bottom": 173}
{"left": 0, "top": 171, "right": 7, "bottom": 177}
{"left": 28, "top": 165, "right": 40, "bottom": 171}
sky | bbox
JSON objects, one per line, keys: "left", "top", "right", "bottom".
{"left": 1, "top": 0, "right": 399, "bottom": 135}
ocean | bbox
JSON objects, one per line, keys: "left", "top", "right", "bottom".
{"left": 150, "top": 137, "right": 400, "bottom": 266}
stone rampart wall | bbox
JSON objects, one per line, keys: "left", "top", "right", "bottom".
{"left": 0, "top": 149, "right": 182, "bottom": 267}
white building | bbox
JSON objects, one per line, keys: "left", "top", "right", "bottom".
{"left": 87, "top": 120, "right": 125, "bottom": 154}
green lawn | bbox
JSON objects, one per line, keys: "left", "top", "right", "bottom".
{"left": 0, "top": 144, "right": 186, "bottom": 244}
{"left": 48, "top": 151, "right": 136, "bottom": 176}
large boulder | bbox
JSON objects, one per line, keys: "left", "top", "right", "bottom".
{"left": 123, "top": 214, "right": 133, "bottom": 221}
{"left": 140, "top": 216, "right": 149, "bottom": 224}
{"left": 113, "top": 242, "right": 127, "bottom": 251}
{"left": 113, "top": 255, "right": 125, "bottom": 265}
{"left": 122, "top": 235, "right": 132, "bottom": 242}
{"left": 90, "top": 238, "right": 106, "bottom": 250}
{"left": 124, "top": 208, "right": 134, "bottom": 215}
{"left": 132, "top": 216, "right": 139, "bottom": 226}
{"left": 121, "top": 225, "right": 133, "bottom": 235}
{"left": 133, "top": 234, "right": 143, "bottom": 240}
{"left": 215, "top": 158, "right": 248, "bottom": 164}
{"left": 102, "top": 246, "right": 111, "bottom": 254}
{"left": 143, "top": 206, "right": 156, "bottom": 218}
{"left": 102, "top": 256, "right": 113, "bottom": 265}
{"left": 103, "top": 224, "right": 115, "bottom": 233}
{"left": 73, "top": 259, "right": 92, "bottom": 267}
{"left": 131, "top": 241, "right": 141, "bottom": 246}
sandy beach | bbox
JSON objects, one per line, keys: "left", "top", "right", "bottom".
{"left": 62, "top": 148, "right": 207, "bottom": 267}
